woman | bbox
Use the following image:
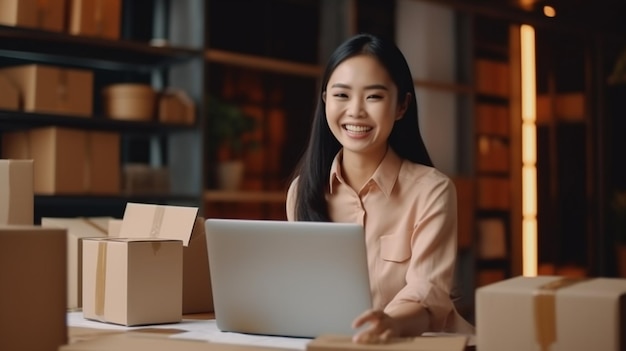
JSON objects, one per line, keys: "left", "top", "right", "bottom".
{"left": 286, "top": 33, "right": 474, "bottom": 343}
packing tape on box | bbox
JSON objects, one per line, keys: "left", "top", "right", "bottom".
{"left": 95, "top": 241, "right": 107, "bottom": 319}
{"left": 150, "top": 206, "right": 165, "bottom": 238}
{"left": 83, "top": 218, "right": 109, "bottom": 235}
{"left": 533, "top": 277, "right": 588, "bottom": 351}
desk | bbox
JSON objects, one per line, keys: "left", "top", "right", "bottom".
{"left": 67, "top": 311, "right": 309, "bottom": 350}
{"left": 66, "top": 312, "right": 474, "bottom": 351}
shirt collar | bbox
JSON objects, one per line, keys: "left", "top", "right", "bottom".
{"left": 329, "top": 147, "right": 402, "bottom": 198}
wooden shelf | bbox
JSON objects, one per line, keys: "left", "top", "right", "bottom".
{"left": 0, "top": 25, "right": 201, "bottom": 71}
{"left": 204, "top": 190, "right": 286, "bottom": 203}
{"left": 205, "top": 49, "right": 322, "bottom": 77}
{"left": 413, "top": 79, "right": 473, "bottom": 94}
{"left": 0, "top": 110, "right": 197, "bottom": 133}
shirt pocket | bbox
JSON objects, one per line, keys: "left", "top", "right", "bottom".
{"left": 379, "top": 233, "right": 411, "bottom": 263}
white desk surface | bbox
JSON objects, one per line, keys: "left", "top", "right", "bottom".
{"left": 67, "top": 311, "right": 310, "bottom": 350}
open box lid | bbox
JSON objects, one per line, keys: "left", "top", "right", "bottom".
{"left": 118, "top": 203, "right": 199, "bottom": 246}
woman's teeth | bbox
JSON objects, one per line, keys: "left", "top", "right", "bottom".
{"left": 344, "top": 124, "right": 372, "bottom": 133}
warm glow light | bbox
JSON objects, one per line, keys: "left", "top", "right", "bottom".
{"left": 522, "top": 166, "right": 537, "bottom": 216}
{"left": 543, "top": 6, "right": 556, "bottom": 18}
{"left": 521, "top": 28, "right": 536, "bottom": 123}
{"left": 522, "top": 123, "right": 536, "bottom": 164}
{"left": 523, "top": 219, "right": 538, "bottom": 276}
{"left": 520, "top": 24, "right": 537, "bottom": 277}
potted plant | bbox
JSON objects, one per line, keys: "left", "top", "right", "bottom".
{"left": 206, "top": 95, "right": 259, "bottom": 190}
{"left": 611, "top": 190, "right": 626, "bottom": 276}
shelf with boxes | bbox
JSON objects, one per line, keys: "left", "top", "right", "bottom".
{"left": 471, "top": 14, "right": 514, "bottom": 287}
{"left": 0, "top": 0, "right": 205, "bottom": 221}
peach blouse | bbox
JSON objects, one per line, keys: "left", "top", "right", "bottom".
{"left": 286, "top": 148, "right": 473, "bottom": 333}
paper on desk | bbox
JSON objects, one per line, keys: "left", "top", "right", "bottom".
{"left": 67, "top": 312, "right": 309, "bottom": 350}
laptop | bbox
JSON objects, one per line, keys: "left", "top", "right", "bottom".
{"left": 204, "top": 218, "right": 372, "bottom": 339}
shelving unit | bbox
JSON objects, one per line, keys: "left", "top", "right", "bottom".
{"left": 0, "top": 1, "right": 205, "bottom": 223}
{"left": 202, "top": 0, "right": 322, "bottom": 220}
{"left": 471, "top": 14, "right": 515, "bottom": 287}
{"left": 534, "top": 27, "right": 592, "bottom": 276}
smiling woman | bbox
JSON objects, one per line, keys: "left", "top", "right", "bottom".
{"left": 286, "top": 33, "right": 474, "bottom": 343}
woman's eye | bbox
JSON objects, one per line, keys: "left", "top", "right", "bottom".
{"left": 367, "top": 94, "right": 383, "bottom": 100}
{"left": 333, "top": 93, "right": 348, "bottom": 99}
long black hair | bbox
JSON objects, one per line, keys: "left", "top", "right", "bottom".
{"left": 291, "top": 33, "right": 433, "bottom": 221}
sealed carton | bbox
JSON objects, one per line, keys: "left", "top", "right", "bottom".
{"left": 0, "top": 226, "right": 67, "bottom": 351}
{"left": 82, "top": 237, "right": 183, "bottom": 326}
{"left": 0, "top": 0, "right": 66, "bottom": 32}
{"left": 0, "top": 0, "right": 36, "bottom": 28}
{"left": 307, "top": 334, "right": 468, "bottom": 351}
{"left": 0, "top": 73, "right": 19, "bottom": 110}
{"left": 2, "top": 127, "right": 87, "bottom": 194}
{"left": 2, "top": 127, "right": 120, "bottom": 195}
{"left": 119, "top": 203, "right": 213, "bottom": 313}
{"left": 68, "top": 0, "right": 122, "bottom": 39}
{"left": 86, "top": 131, "right": 120, "bottom": 194}
{"left": 158, "top": 88, "right": 196, "bottom": 125}
{"left": 476, "top": 275, "right": 626, "bottom": 351}
{"left": 0, "top": 64, "right": 93, "bottom": 116}
{"left": 0, "top": 159, "right": 33, "bottom": 225}
{"left": 41, "top": 217, "right": 113, "bottom": 310}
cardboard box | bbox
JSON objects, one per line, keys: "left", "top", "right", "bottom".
{"left": 0, "top": 73, "right": 19, "bottom": 110}
{"left": 476, "top": 137, "right": 509, "bottom": 173}
{"left": 475, "top": 59, "right": 509, "bottom": 98}
{"left": 307, "top": 334, "right": 468, "bottom": 351}
{"left": 476, "top": 177, "right": 510, "bottom": 210}
{"left": 0, "top": 159, "right": 33, "bottom": 225}
{"left": 475, "top": 104, "right": 509, "bottom": 136}
{"left": 108, "top": 218, "right": 122, "bottom": 237}
{"left": 34, "top": 0, "right": 67, "bottom": 31}
{"left": 2, "top": 127, "right": 120, "bottom": 195}
{"left": 476, "top": 275, "right": 626, "bottom": 351}
{"left": 0, "top": 225, "right": 67, "bottom": 351}
{"left": 86, "top": 131, "right": 120, "bottom": 195}
{"left": 158, "top": 88, "right": 196, "bottom": 125}
{"left": 0, "top": 0, "right": 36, "bottom": 28}
{"left": 68, "top": 0, "right": 122, "bottom": 40}
{"left": 119, "top": 203, "right": 213, "bottom": 314}
{"left": 41, "top": 217, "right": 112, "bottom": 310}
{"left": 554, "top": 93, "right": 585, "bottom": 121}
{"left": 0, "top": 64, "right": 93, "bottom": 116}
{"left": 0, "top": 0, "right": 66, "bottom": 32}
{"left": 2, "top": 127, "right": 87, "bottom": 194}
{"left": 82, "top": 237, "right": 183, "bottom": 326}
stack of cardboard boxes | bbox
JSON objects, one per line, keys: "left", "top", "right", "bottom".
{"left": 0, "top": 158, "right": 215, "bottom": 350}
{"left": 0, "top": 160, "right": 68, "bottom": 351}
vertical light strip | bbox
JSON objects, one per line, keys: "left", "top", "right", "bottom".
{"left": 520, "top": 24, "right": 537, "bottom": 276}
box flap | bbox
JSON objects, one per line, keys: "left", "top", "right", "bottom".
{"left": 41, "top": 217, "right": 109, "bottom": 239}
{"left": 82, "top": 237, "right": 180, "bottom": 244}
{"left": 118, "top": 203, "right": 198, "bottom": 246}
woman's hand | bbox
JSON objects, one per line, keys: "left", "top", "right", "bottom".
{"left": 351, "top": 309, "right": 398, "bottom": 343}
{"left": 351, "top": 302, "right": 431, "bottom": 343}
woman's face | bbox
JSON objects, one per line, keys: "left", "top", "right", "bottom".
{"left": 324, "top": 54, "right": 406, "bottom": 158}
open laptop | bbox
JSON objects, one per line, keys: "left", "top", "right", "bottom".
{"left": 204, "top": 218, "right": 372, "bottom": 339}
